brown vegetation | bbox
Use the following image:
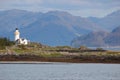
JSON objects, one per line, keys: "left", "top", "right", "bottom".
{"left": 0, "top": 41, "right": 120, "bottom": 63}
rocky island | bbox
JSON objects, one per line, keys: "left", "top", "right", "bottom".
{"left": 0, "top": 37, "right": 120, "bottom": 63}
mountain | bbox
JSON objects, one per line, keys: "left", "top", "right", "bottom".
{"left": 0, "top": 10, "right": 102, "bottom": 46}
{"left": 88, "top": 10, "right": 120, "bottom": 31}
{"left": 104, "top": 26, "right": 120, "bottom": 46}
{"left": 0, "top": 9, "right": 42, "bottom": 36}
{"left": 0, "top": 9, "right": 120, "bottom": 46}
{"left": 20, "top": 11, "right": 102, "bottom": 46}
{"left": 71, "top": 26, "right": 120, "bottom": 47}
{"left": 72, "top": 10, "right": 120, "bottom": 47}
{"left": 71, "top": 31, "right": 109, "bottom": 47}
{"left": 87, "top": 17, "right": 100, "bottom": 23}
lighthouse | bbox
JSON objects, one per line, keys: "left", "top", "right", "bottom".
{"left": 14, "top": 28, "right": 28, "bottom": 45}
{"left": 14, "top": 28, "right": 20, "bottom": 41}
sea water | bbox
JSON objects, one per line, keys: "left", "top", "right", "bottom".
{"left": 0, "top": 63, "right": 120, "bottom": 80}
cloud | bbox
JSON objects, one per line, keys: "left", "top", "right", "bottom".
{"left": 0, "top": 0, "right": 120, "bottom": 17}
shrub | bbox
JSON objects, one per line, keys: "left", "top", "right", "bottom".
{"left": 0, "top": 37, "right": 15, "bottom": 50}
{"left": 96, "top": 48, "right": 104, "bottom": 50}
{"left": 79, "top": 46, "right": 89, "bottom": 50}
{"left": 17, "top": 45, "right": 27, "bottom": 50}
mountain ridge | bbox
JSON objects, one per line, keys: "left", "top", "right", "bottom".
{"left": 0, "top": 9, "right": 120, "bottom": 46}
{"left": 72, "top": 26, "right": 120, "bottom": 47}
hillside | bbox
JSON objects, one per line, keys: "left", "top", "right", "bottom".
{"left": 71, "top": 31, "right": 109, "bottom": 47}
{"left": 0, "top": 10, "right": 101, "bottom": 46}
{"left": 20, "top": 11, "right": 102, "bottom": 46}
{"left": 104, "top": 26, "right": 120, "bottom": 46}
{"left": 72, "top": 26, "right": 120, "bottom": 47}
{"left": 88, "top": 10, "right": 120, "bottom": 31}
{"left": 0, "top": 9, "right": 42, "bottom": 33}
{"left": 0, "top": 9, "right": 120, "bottom": 46}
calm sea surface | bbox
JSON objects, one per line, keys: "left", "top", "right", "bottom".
{"left": 0, "top": 63, "right": 120, "bottom": 80}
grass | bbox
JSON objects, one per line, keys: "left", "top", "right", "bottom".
{"left": 0, "top": 43, "right": 120, "bottom": 63}
{"left": 0, "top": 42, "right": 120, "bottom": 58}
{"left": 0, "top": 50, "right": 6, "bottom": 54}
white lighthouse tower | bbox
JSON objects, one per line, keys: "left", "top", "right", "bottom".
{"left": 14, "top": 28, "right": 20, "bottom": 41}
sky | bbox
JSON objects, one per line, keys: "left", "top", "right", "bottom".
{"left": 0, "top": 0, "right": 120, "bottom": 17}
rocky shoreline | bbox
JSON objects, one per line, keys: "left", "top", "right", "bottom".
{"left": 0, "top": 54, "right": 120, "bottom": 64}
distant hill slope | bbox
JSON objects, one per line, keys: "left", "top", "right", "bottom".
{"left": 72, "top": 26, "right": 120, "bottom": 47}
{"left": 88, "top": 10, "right": 120, "bottom": 31}
{"left": 0, "top": 9, "right": 42, "bottom": 33}
{"left": 104, "top": 26, "right": 120, "bottom": 46}
{"left": 0, "top": 9, "right": 120, "bottom": 46}
{"left": 0, "top": 10, "right": 102, "bottom": 46}
{"left": 20, "top": 11, "right": 102, "bottom": 46}
{"left": 71, "top": 31, "right": 109, "bottom": 47}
